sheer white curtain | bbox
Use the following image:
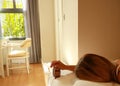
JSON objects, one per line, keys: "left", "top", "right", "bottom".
{"left": 23, "top": 0, "right": 41, "bottom": 63}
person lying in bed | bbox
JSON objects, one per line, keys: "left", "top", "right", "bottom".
{"left": 50, "top": 54, "right": 120, "bottom": 84}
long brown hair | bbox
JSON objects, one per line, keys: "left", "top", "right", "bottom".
{"left": 75, "top": 54, "right": 119, "bottom": 83}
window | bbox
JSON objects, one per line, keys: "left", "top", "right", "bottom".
{"left": 0, "top": 0, "right": 25, "bottom": 40}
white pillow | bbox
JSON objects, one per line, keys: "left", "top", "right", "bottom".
{"left": 51, "top": 73, "right": 77, "bottom": 86}
{"left": 73, "top": 80, "right": 117, "bottom": 86}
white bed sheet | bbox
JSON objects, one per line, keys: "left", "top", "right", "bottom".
{"left": 73, "top": 80, "right": 119, "bottom": 86}
{"left": 50, "top": 73, "right": 76, "bottom": 86}
{"left": 43, "top": 62, "right": 120, "bottom": 86}
{"left": 48, "top": 70, "right": 120, "bottom": 86}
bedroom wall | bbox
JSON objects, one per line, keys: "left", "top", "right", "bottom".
{"left": 78, "top": 0, "right": 120, "bottom": 60}
{"left": 38, "top": 0, "right": 56, "bottom": 62}
{"left": 61, "top": 0, "right": 78, "bottom": 65}
{"left": 38, "top": 0, "right": 78, "bottom": 64}
{"left": 55, "top": 0, "right": 78, "bottom": 65}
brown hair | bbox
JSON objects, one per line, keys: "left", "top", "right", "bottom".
{"left": 75, "top": 54, "right": 119, "bottom": 83}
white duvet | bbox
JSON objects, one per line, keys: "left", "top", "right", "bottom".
{"left": 43, "top": 62, "right": 120, "bottom": 86}
{"left": 48, "top": 70, "right": 120, "bottom": 86}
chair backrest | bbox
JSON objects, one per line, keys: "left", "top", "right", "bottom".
{"left": 20, "top": 38, "right": 31, "bottom": 48}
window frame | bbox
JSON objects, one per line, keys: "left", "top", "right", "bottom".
{"left": 0, "top": 9, "right": 23, "bottom": 13}
{"left": 0, "top": 0, "right": 25, "bottom": 40}
{"left": 0, "top": 0, "right": 23, "bottom": 13}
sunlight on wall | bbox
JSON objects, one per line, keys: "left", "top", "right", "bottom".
{"left": 63, "top": 46, "right": 78, "bottom": 65}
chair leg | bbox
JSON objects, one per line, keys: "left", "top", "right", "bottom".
{"left": 1, "top": 68, "right": 5, "bottom": 78}
{"left": 6, "top": 59, "right": 9, "bottom": 76}
{"left": 1, "top": 62, "right": 5, "bottom": 78}
{"left": 0, "top": 57, "right": 4, "bottom": 78}
{"left": 26, "top": 58, "right": 30, "bottom": 74}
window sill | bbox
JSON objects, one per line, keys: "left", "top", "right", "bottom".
{"left": 9, "top": 37, "right": 26, "bottom": 40}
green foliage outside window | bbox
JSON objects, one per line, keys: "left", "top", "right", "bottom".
{"left": 0, "top": 0, "right": 25, "bottom": 38}
{"left": 1, "top": 13, "right": 25, "bottom": 37}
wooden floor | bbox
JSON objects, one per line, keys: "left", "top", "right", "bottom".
{"left": 0, "top": 64, "right": 46, "bottom": 86}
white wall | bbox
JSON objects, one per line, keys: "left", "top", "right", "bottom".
{"left": 55, "top": 0, "right": 78, "bottom": 65}
{"left": 38, "top": 0, "right": 78, "bottom": 64}
{"left": 38, "top": 0, "right": 120, "bottom": 64}
{"left": 62, "top": 0, "right": 78, "bottom": 65}
{"left": 78, "top": 0, "right": 120, "bottom": 60}
{"left": 38, "top": 0, "right": 56, "bottom": 62}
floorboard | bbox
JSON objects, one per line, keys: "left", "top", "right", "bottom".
{"left": 0, "top": 64, "right": 46, "bottom": 86}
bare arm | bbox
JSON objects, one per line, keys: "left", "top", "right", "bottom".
{"left": 50, "top": 60, "right": 76, "bottom": 71}
{"left": 64, "top": 65, "right": 75, "bottom": 71}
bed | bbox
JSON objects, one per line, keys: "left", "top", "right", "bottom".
{"left": 42, "top": 62, "right": 120, "bottom": 86}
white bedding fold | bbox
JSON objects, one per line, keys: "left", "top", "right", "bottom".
{"left": 43, "top": 63, "right": 120, "bottom": 86}
{"left": 49, "top": 70, "right": 120, "bottom": 86}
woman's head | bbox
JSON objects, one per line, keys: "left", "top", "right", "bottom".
{"left": 75, "top": 53, "right": 116, "bottom": 82}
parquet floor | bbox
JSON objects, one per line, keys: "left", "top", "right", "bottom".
{"left": 0, "top": 64, "right": 46, "bottom": 86}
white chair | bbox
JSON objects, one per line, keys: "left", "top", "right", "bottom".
{"left": 0, "top": 47, "right": 5, "bottom": 78}
{"left": 6, "top": 38, "right": 31, "bottom": 76}
{"left": 0, "top": 39, "right": 7, "bottom": 78}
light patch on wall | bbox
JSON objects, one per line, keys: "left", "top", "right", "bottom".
{"left": 63, "top": 48, "right": 78, "bottom": 65}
